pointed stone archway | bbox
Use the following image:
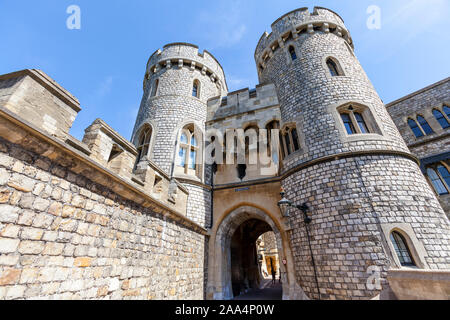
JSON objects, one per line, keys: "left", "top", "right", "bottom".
{"left": 207, "top": 205, "right": 308, "bottom": 300}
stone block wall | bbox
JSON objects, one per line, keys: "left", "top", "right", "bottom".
{"left": 183, "top": 184, "right": 211, "bottom": 228}
{"left": 0, "top": 70, "right": 80, "bottom": 142}
{"left": 386, "top": 78, "right": 450, "bottom": 217}
{"left": 386, "top": 78, "right": 449, "bottom": 158}
{"left": 282, "top": 154, "right": 450, "bottom": 300}
{"left": 0, "top": 136, "right": 206, "bottom": 300}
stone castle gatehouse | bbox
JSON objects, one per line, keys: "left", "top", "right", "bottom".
{"left": 0, "top": 7, "right": 449, "bottom": 300}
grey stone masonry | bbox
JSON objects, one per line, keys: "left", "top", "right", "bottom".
{"left": 386, "top": 78, "right": 450, "bottom": 218}
{"left": 255, "top": 7, "right": 450, "bottom": 299}
{"left": 386, "top": 78, "right": 450, "bottom": 159}
{"left": 0, "top": 136, "right": 206, "bottom": 300}
{"left": 132, "top": 43, "right": 226, "bottom": 229}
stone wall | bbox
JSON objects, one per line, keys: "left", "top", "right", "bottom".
{"left": 386, "top": 78, "right": 449, "bottom": 158}
{"left": 386, "top": 78, "right": 450, "bottom": 217}
{"left": 282, "top": 154, "right": 450, "bottom": 300}
{"left": 0, "top": 135, "right": 206, "bottom": 300}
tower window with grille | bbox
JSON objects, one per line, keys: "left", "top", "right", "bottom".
{"left": 433, "top": 109, "right": 449, "bottom": 129}
{"left": 390, "top": 231, "right": 416, "bottom": 267}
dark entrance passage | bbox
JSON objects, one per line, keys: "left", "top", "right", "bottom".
{"left": 234, "top": 281, "right": 282, "bottom": 300}
{"left": 230, "top": 219, "right": 282, "bottom": 300}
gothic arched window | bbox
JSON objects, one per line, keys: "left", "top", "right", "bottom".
{"left": 338, "top": 105, "right": 372, "bottom": 135}
{"left": 135, "top": 125, "right": 152, "bottom": 168}
{"left": 289, "top": 46, "right": 297, "bottom": 61}
{"left": 416, "top": 115, "right": 434, "bottom": 135}
{"left": 408, "top": 118, "right": 423, "bottom": 138}
{"left": 175, "top": 124, "right": 202, "bottom": 179}
{"left": 390, "top": 231, "right": 416, "bottom": 267}
{"left": 433, "top": 109, "right": 449, "bottom": 129}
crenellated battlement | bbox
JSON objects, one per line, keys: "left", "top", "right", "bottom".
{"left": 255, "top": 7, "right": 353, "bottom": 69}
{"left": 206, "top": 83, "right": 279, "bottom": 122}
{"left": 145, "top": 42, "right": 228, "bottom": 91}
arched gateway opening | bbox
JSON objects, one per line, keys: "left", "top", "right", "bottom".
{"left": 209, "top": 205, "right": 308, "bottom": 300}
{"left": 230, "top": 219, "right": 279, "bottom": 298}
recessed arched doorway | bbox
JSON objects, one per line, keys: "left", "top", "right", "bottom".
{"left": 230, "top": 219, "right": 277, "bottom": 298}
{"left": 208, "top": 205, "right": 308, "bottom": 300}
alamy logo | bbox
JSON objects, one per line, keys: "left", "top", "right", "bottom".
{"left": 366, "top": 5, "right": 381, "bottom": 30}
{"left": 366, "top": 266, "right": 382, "bottom": 290}
{"left": 66, "top": 5, "right": 81, "bottom": 30}
{"left": 191, "top": 128, "right": 281, "bottom": 177}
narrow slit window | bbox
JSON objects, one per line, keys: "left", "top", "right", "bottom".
{"left": 291, "top": 128, "right": 300, "bottom": 151}
{"left": 193, "top": 80, "right": 199, "bottom": 98}
{"left": 417, "top": 116, "right": 434, "bottom": 135}
{"left": 390, "top": 232, "right": 416, "bottom": 267}
{"left": 151, "top": 79, "right": 159, "bottom": 97}
{"left": 408, "top": 119, "right": 424, "bottom": 138}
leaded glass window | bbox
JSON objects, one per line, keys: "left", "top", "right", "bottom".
{"left": 390, "top": 232, "right": 416, "bottom": 267}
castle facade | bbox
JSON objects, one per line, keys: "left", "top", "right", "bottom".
{"left": 0, "top": 7, "right": 448, "bottom": 300}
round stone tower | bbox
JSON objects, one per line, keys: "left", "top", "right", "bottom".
{"left": 132, "top": 42, "right": 227, "bottom": 227}
{"left": 255, "top": 7, "right": 449, "bottom": 299}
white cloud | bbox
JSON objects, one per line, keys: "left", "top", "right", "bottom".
{"left": 194, "top": 0, "right": 247, "bottom": 49}
{"left": 383, "top": 0, "right": 449, "bottom": 39}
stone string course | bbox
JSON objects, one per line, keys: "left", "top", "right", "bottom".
{"left": 0, "top": 137, "right": 205, "bottom": 300}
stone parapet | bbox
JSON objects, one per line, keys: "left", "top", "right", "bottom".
{"left": 0, "top": 69, "right": 80, "bottom": 141}
{"left": 255, "top": 7, "right": 353, "bottom": 70}
{"left": 388, "top": 269, "right": 450, "bottom": 300}
{"left": 207, "top": 83, "right": 279, "bottom": 122}
{"left": 145, "top": 43, "right": 227, "bottom": 93}
{"left": 0, "top": 105, "right": 194, "bottom": 231}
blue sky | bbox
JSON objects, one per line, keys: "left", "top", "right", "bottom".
{"left": 0, "top": 0, "right": 449, "bottom": 141}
